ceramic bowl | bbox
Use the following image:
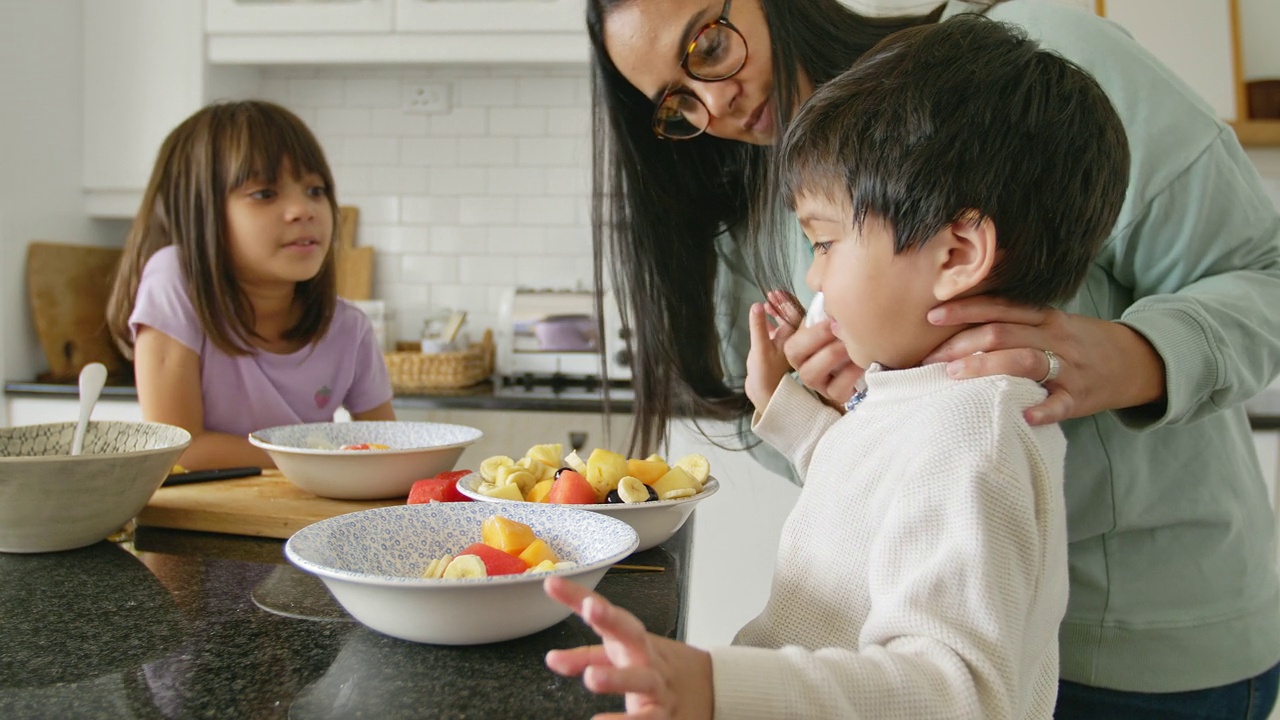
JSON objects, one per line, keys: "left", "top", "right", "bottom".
{"left": 285, "top": 502, "right": 638, "bottom": 645}
{"left": 0, "top": 421, "right": 191, "bottom": 553}
{"left": 456, "top": 473, "right": 719, "bottom": 552}
{"left": 248, "top": 421, "right": 483, "bottom": 500}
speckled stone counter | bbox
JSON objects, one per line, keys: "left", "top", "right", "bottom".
{"left": 0, "top": 521, "right": 691, "bottom": 719}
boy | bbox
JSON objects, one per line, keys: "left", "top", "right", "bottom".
{"left": 544, "top": 14, "right": 1129, "bottom": 719}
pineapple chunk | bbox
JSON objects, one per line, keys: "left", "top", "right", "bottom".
{"left": 526, "top": 443, "right": 564, "bottom": 469}
{"left": 586, "top": 448, "right": 629, "bottom": 502}
{"left": 626, "top": 457, "right": 669, "bottom": 486}
{"left": 674, "top": 453, "right": 711, "bottom": 486}
{"left": 517, "top": 456, "right": 556, "bottom": 482}
{"left": 652, "top": 466, "right": 700, "bottom": 500}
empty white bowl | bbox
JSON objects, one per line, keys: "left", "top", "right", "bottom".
{"left": 456, "top": 473, "right": 719, "bottom": 552}
{"left": 0, "top": 421, "right": 191, "bottom": 553}
{"left": 285, "top": 502, "right": 638, "bottom": 645}
{"left": 249, "top": 421, "right": 483, "bottom": 500}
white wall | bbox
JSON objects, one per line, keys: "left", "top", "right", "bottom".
{"left": 257, "top": 66, "right": 594, "bottom": 346}
{"left": 0, "top": 1, "right": 121, "bottom": 424}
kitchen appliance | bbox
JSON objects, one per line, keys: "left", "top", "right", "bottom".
{"left": 496, "top": 288, "right": 632, "bottom": 391}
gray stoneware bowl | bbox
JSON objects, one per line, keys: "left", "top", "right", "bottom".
{"left": 249, "top": 421, "right": 483, "bottom": 500}
{"left": 0, "top": 421, "right": 191, "bottom": 553}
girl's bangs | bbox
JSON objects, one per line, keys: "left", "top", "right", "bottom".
{"left": 219, "top": 108, "right": 331, "bottom": 192}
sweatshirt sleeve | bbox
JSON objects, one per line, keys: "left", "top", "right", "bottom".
{"left": 711, "top": 408, "right": 1066, "bottom": 719}
{"left": 750, "top": 376, "right": 843, "bottom": 480}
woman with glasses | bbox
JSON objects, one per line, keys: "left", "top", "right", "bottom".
{"left": 587, "top": 0, "right": 1280, "bottom": 717}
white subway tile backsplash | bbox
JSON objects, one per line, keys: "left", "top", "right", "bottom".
{"left": 459, "top": 196, "right": 518, "bottom": 226}
{"left": 316, "top": 107, "right": 373, "bottom": 136}
{"left": 270, "top": 64, "right": 592, "bottom": 343}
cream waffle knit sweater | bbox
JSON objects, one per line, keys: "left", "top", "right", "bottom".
{"left": 710, "top": 364, "right": 1068, "bottom": 719}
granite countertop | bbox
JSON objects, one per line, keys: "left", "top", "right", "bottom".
{"left": 2, "top": 379, "right": 637, "bottom": 414}
{"left": 0, "top": 521, "right": 692, "bottom": 718}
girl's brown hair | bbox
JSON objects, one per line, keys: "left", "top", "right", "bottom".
{"left": 106, "top": 100, "right": 339, "bottom": 357}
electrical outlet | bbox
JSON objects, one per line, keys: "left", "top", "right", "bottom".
{"left": 403, "top": 81, "right": 451, "bottom": 115}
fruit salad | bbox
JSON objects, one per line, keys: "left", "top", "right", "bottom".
{"left": 338, "top": 443, "right": 391, "bottom": 451}
{"left": 474, "top": 444, "right": 711, "bottom": 506}
{"left": 420, "top": 514, "right": 578, "bottom": 580}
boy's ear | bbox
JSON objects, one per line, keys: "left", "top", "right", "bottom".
{"left": 933, "top": 211, "right": 997, "bottom": 302}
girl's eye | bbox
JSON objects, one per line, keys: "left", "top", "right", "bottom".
{"left": 307, "top": 185, "right": 328, "bottom": 198}
{"left": 248, "top": 188, "right": 276, "bottom": 200}
{"left": 812, "top": 241, "right": 833, "bottom": 255}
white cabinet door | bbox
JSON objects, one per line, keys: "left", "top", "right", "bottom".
{"left": 666, "top": 418, "right": 800, "bottom": 648}
{"left": 84, "top": 1, "right": 260, "bottom": 218}
{"left": 395, "top": 0, "right": 584, "bottom": 33}
{"left": 206, "top": 0, "right": 394, "bottom": 33}
{"left": 1102, "top": 0, "right": 1237, "bottom": 121}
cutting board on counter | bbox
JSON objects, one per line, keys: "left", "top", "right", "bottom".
{"left": 334, "top": 205, "right": 374, "bottom": 301}
{"left": 26, "top": 241, "right": 130, "bottom": 382}
{"left": 135, "top": 470, "right": 402, "bottom": 539}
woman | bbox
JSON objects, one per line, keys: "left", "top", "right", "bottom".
{"left": 588, "top": 0, "right": 1280, "bottom": 717}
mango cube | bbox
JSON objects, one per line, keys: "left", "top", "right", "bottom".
{"left": 481, "top": 515, "right": 537, "bottom": 555}
{"left": 518, "top": 538, "right": 559, "bottom": 568}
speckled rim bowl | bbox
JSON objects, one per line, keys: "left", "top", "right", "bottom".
{"left": 456, "top": 473, "right": 719, "bottom": 552}
{"left": 0, "top": 421, "right": 191, "bottom": 553}
{"left": 285, "top": 502, "right": 639, "bottom": 645}
{"left": 248, "top": 421, "right": 484, "bottom": 500}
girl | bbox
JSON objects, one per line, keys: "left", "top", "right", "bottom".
{"left": 106, "top": 100, "right": 394, "bottom": 471}
{"left": 587, "top": 0, "right": 1280, "bottom": 716}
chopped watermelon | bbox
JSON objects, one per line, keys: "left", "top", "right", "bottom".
{"left": 458, "top": 542, "right": 529, "bottom": 575}
{"left": 547, "top": 469, "right": 597, "bottom": 505}
{"left": 407, "top": 470, "right": 473, "bottom": 504}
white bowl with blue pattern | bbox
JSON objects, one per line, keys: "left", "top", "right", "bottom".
{"left": 0, "top": 421, "right": 191, "bottom": 553}
{"left": 456, "top": 473, "right": 719, "bottom": 552}
{"left": 249, "top": 421, "right": 483, "bottom": 500}
{"left": 286, "top": 502, "right": 638, "bottom": 645}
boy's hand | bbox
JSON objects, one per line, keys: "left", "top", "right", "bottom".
{"left": 746, "top": 294, "right": 796, "bottom": 411}
{"left": 544, "top": 576, "right": 713, "bottom": 720}
{"left": 764, "top": 289, "right": 863, "bottom": 410}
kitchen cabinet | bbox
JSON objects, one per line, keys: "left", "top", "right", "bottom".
{"left": 206, "top": 0, "right": 394, "bottom": 34}
{"left": 83, "top": 0, "right": 259, "bottom": 218}
{"left": 205, "top": 0, "right": 589, "bottom": 64}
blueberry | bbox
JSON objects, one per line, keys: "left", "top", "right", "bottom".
{"left": 646, "top": 485, "right": 659, "bottom": 502}
{"left": 554, "top": 467, "right": 573, "bottom": 479}
{"left": 605, "top": 489, "right": 625, "bottom": 504}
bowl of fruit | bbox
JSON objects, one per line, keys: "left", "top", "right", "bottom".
{"left": 285, "top": 502, "right": 638, "bottom": 645}
{"left": 455, "top": 444, "right": 718, "bottom": 552}
{"left": 249, "top": 421, "right": 483, "bottom": 500}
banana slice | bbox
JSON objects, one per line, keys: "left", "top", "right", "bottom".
{"left": 563, "top": 450, "right": 588, "bottom": 474}
{"left": 422, "top": 553, "right": 454, "bottom": 579}
{"left": 525, "top": 559, "right": 558, "bottom": 574}
{"left": 674, "top": 453, "right": 710, "bottom": 486}
{"left": 497, "top": 466, "right": 538, "bottom": 496}
{"left": 479, "top": 455, "right": 516, "bottom": 483}
{"left": 618, "top": 476, "right": 650, "bottom": 504}
{"left": 661, "top": 488, "right": 697, "bottom": 500}
{"left": 443, "top": 554, "right": 488, "bottom": 579}
{"left": 517, "top": 456, "right": 556, "bottom": 482}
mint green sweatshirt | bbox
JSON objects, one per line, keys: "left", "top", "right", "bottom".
{"left": 715, "top": 0, "right": 1280, "bottom": 694}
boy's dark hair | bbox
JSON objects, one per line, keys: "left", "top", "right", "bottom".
{"left": 780, "top": 14, "right": 1129, "bottom": 306}
{"left": 107, "top": 100, "right": 340, "bottom": 356}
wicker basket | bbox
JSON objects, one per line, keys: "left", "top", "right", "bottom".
{"left": 384, "top": 329, "right": 495, "bottom": 392}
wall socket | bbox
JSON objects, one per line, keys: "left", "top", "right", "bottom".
{"left": 402, "top": 81, "right": 451, "bottom": 115}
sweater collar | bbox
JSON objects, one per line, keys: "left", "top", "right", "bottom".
{"left": 860, "top": 362, "right": 955, "bottom": 406}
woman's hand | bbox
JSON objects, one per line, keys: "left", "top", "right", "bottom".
{"left": 544, "top": 576, "right": 713, "bottom": 720}
{"left": 923, "top": 296, "right": 1167, "bottom": 425}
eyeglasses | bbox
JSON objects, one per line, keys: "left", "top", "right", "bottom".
{"left": 652, "top": 0, "right": 749, "bottom": 140}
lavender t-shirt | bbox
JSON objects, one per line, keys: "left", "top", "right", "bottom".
{"left": 128, "top": 246, "right": 393, "bottom": 438}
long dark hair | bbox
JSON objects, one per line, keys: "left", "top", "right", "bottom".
{"left": 107, "top": 100, "right": 340, "bottom": 358}
{"left": 587, "top": 0, "right": 945, "bottom": 455}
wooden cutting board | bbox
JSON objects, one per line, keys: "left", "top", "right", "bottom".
{"left": 334, "top": 205, "right": 374, "bottom": 301}
{"left": 26, "top": 241, "right": 130, "bottom": 382}
{"left": 135, "top": 470, "right": 402, "bottom": 539}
